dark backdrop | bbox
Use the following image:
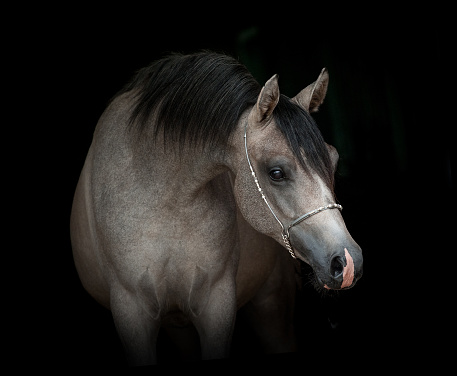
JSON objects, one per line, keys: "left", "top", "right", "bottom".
{"left": 20, "top": 6, "right": 452, "bottom": 370}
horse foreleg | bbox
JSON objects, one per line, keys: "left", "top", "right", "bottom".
{"left": 192, "top": 280, "right": 237, "bottom": 360}
{"left": 110, "top": 287, "right": 160, "bottom": 366}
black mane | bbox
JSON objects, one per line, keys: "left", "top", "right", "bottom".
{"left": 118, "top": 51, "right": 260, "bottom": 150}
{"left": 117, "top": 51, "right": 334, "bottom": 189}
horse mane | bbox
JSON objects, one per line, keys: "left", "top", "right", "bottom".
{"left": 118, "top": 51, "right": 261, "bottom": 150}
{"left": 117, "top": 51, "right": 334, "bottom": 190}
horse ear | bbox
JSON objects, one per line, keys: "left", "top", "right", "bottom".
{"left": 254, "top": 74, "right": 280, "bottom": 123}
{"left": 293, "top": 68, "right": 329, "bottom": 113}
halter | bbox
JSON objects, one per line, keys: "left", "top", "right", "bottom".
{"left": 244, "top": 122, "right": 342, "bottom": 259}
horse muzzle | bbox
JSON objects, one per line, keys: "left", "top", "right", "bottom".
{"left": 318, "top": 247, "right": 363, "bottom": 290}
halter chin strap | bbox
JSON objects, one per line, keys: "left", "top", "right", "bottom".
{"left": 244, "top": 122, "right": 342, "bottom": 259}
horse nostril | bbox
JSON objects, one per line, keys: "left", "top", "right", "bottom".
{"left": 330, "top": 256, "right": 344, "bottom": 278}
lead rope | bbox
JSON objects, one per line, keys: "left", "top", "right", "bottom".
{"left": 243, "top": 122, "right": 342, "bottom": 259}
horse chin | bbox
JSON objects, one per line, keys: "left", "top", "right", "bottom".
{"left": 300, "top": 261, "right": 333, "bottom": 292}
{"left": 314, "top": 274, "right": 337, "bottom": 292}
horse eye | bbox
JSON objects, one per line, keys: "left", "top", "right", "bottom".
{"left": 269, "top": 168, "right": 285, "bottom": 181}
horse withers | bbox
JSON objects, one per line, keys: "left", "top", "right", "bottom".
{"left": 70, "top": 52, "right": 363, "bottom": 365}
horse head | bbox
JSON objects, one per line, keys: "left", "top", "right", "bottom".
{"left": 233, "top": 70, "right": 363, "bottom": 290}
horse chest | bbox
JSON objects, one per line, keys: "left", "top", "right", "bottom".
{"left": 105, "top": 197, "right": 239, "bottom": 316}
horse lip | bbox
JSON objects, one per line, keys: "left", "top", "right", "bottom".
{"left": 323, "top": 281, "right": 354, "bottom": 290}
{"left": 315, "top": 275, "right": 335, "bottom": 290}
{"left": 340, "top": 282, "right": 355, "bottom": 290}
{"left": 319, "top": 276, "right": 357, "bottom": 290}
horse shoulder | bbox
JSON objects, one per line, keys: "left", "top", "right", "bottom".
{"left": 71, "top": 144, "right": 111, "bottom": 308}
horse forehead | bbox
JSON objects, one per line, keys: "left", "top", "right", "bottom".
{"left": 250, "top": 125, "right": 294, "bottom": 158}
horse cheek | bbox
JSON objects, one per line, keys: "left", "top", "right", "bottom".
{"left": 233, "top": 174, "right": 273, "bottom": 237}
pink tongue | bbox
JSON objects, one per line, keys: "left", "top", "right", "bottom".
{"left": 324, "top": 248, "right": 355, "bottom": 290}
{"left": 341, "top": 248, "right": 354, "bottom": 288}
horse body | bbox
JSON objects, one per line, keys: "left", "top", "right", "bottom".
{"left": 71, "top": 52, "right": 362, "bottom": 365}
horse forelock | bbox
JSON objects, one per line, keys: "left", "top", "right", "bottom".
{"left": 114, "top": 51, "right": 261, "bottom": 151}
{"left": 273, "top": 95, "right": 335, "bottom": 193}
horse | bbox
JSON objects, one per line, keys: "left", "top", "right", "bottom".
{"left": 70, "top": 52, "right": 363, "bottom": 365}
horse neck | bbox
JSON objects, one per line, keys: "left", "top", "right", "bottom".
{"left": 129, "top": 128, "right": 234, "bottom": 205}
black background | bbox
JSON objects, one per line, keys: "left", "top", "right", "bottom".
{"left": 15, "top": 5, "right": 452, "bottom": 371}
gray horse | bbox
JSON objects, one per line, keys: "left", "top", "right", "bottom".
{"left": 70, "top": 52, "right": 363, "bottom": 365}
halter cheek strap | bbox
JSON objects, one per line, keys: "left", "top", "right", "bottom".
{"left": 244, "top": 122, "right": 342, "bottom": 259}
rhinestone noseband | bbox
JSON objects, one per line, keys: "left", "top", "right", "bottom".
{"left": 244, "top": 122, "right": 342, "bottom": 259}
